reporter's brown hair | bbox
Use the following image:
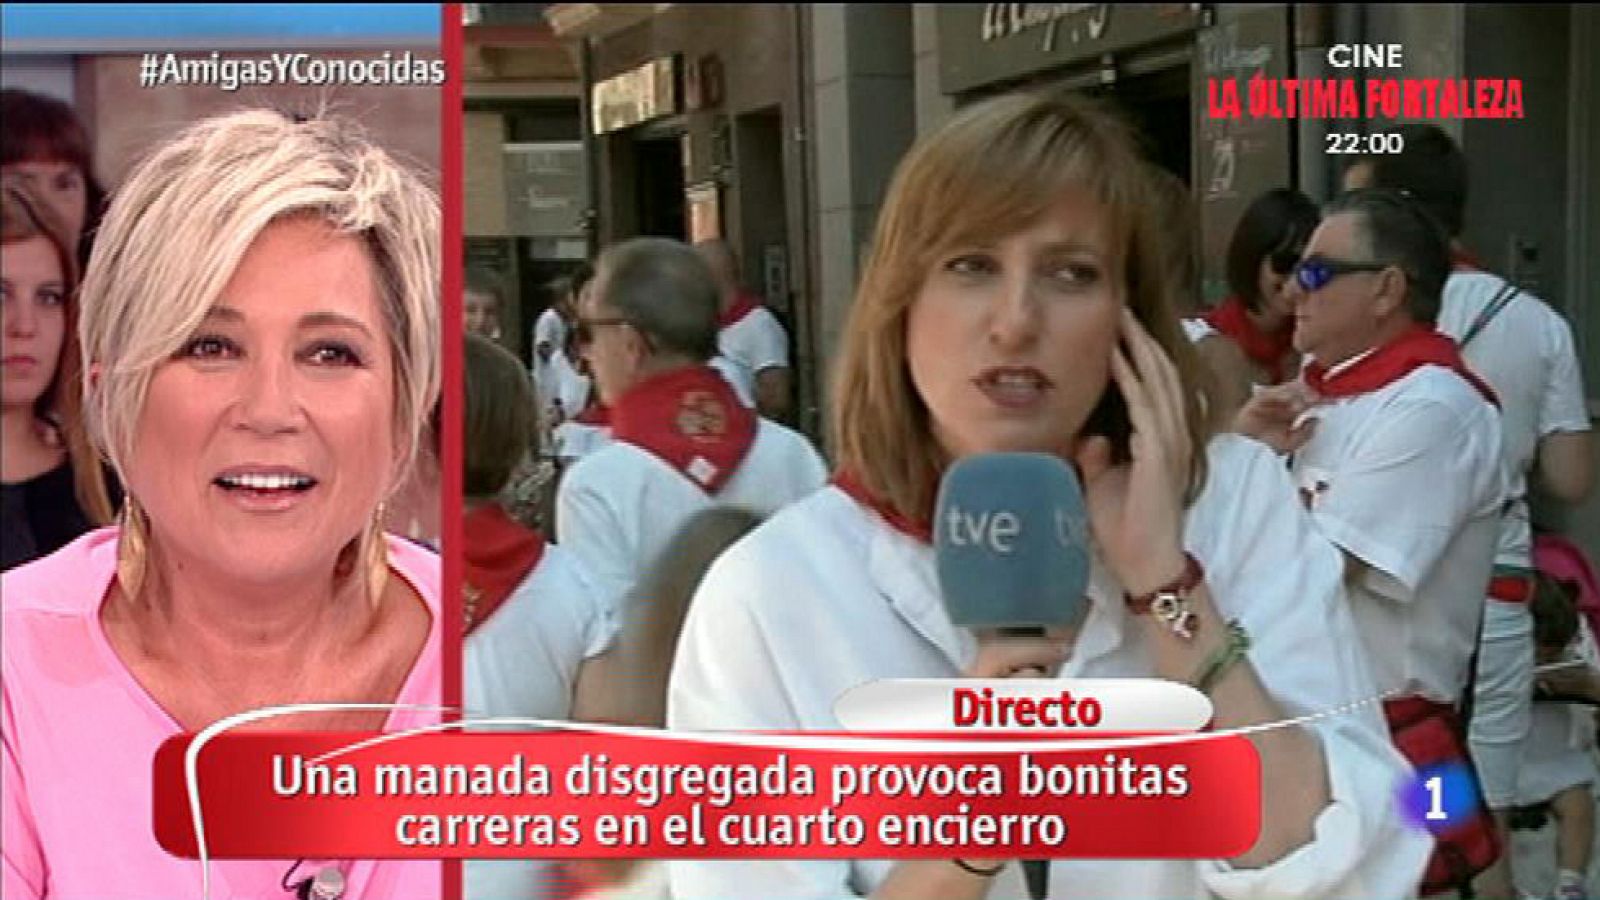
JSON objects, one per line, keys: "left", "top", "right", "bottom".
{"left": 830, "top": 91, "right": 1212, "bottom": 523}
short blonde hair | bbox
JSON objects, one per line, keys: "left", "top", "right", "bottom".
{"left": 79, "top": 108, "right": 439, "bottom": 488}
{"left": 831, "top": 91, "right": 1213, "bottom": 524}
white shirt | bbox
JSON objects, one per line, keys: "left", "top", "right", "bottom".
{"left": 718, "top": 305, "right": 790, "bottom": 377}
{"left": 1181, "top": 317, "right": 1217, "bottom": 344}
{"left": 709, "top": 355, "right": 756, "bottom": 408}
{"left": 535, "top": 351, "right": 592, "bottom": 424}
{"left": 534, "top": 307, "right": 567, "bottom": 357}
{"left": 551, "top": 420, "right": 613, "bottom": 463}
{"left": 1292, "top": 365, "right": 1506, "bottom": 702}
{"left": 1438, "top": 271, "right": 1591, "bottom": 569}
{"left": 464, "top": 545, "right": 617, "bottom": 900}
{"left": 556, "top": 418, "right": 827, "bottom": 606}
{"left": 464, "top": 543, "right": 616, "bottom": 723}
{"left": 669, "top": 435, "right": 1429, "bottom": 899}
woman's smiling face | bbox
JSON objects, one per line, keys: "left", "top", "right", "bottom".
{"left": 126, "top": 217, "right": 398, "bottom": 585}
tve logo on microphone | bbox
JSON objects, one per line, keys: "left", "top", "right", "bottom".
{"left": 935, "top": 453, "right": 1092, "bottom": 631}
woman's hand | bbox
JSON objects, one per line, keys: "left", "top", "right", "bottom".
{"left": 963, "top": 631, "right": 1071, "bottom": 679}
{"left": 1536, "top": 661, "right": 1600, "bottom": 702}
{"left": 1074, "top": 308, "right": 1190, "bottom": 597}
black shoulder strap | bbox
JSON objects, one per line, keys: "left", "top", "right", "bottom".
{"left": 1459, "top": 278, "right": 1522, "bottom": 349}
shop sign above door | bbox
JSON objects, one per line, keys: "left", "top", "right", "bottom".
{"left": 592, "top": 55, "right": 680, "bottom": 134}
{"left": 939, "top": 4, "right": 1205, "bottom": 94}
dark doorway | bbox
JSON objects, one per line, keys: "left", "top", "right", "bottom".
{"left": 966, "top": 59, "right": 1193, "bottom": 185}
{"left": 1087, "top": 62, "right": 1192, "bottom": 183}
{"left": 734, "top": 107, "right": 789, "bottom": 309}
{"left": 634, "top": 136, "right": 686, "bottom": 239}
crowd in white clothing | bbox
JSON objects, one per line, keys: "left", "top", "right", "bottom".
{"left": 460, "top": 105, "right": 1597, "bottom": 900}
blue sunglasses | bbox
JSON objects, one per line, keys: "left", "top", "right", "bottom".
{"left": 1292, "top": 255, "right": 1394, "bottom": 292}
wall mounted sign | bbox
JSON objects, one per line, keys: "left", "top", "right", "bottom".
{"left": 592, "top": 55, "right": 679, "bottom": 134}
{"left": 938, "top": 4, "right": 1205, "bottom": 94}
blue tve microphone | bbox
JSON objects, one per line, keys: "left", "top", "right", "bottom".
{"left": 934, "top": 452, "right": 1092, "bottom": 634}
{"left": 933, "top": 452, "right": 1091, "bottom": 900}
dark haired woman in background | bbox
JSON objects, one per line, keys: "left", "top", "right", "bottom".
{"left": 1199, "top": 188, "right": 1319, "bottom": 406}
{"left": 1, "top": 89, "right": 107, "bottom": 268}
{"left": 463, "top": 332, "right": 619, "bottom": 900}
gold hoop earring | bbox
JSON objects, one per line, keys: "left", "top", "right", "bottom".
{"left": 365, "top": 503, "right": 390, "bottom": 609}
{"left": 117, "top": 496, "right": 149, "bottom": 601}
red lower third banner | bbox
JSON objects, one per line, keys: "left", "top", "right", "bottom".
{"left": 153, "top": 730, "right": 1260, "bottom": 859}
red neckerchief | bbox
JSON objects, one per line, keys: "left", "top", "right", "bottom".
{"left": 463, "top": 504, "right": 546, "bottom": 636}
{"left": 1451, "top": 247, "right": 1483, "bottom": 272}
{"left": 1303, "top": 325, "right": 1499, "bottom": 407}
{"left": 716, "top": 291, "right": 762, "bottom": 330}
{"left": 611, "top": 365, "right": 757, "bottom": 494}
{"left": 573, "top": 402, "right": 610, "bottom": 426}
{"left": 1203, "top": 294, "right": 1295, "bottom": 383}
{"left": 831, "top": 469, "right": 934, "bottom": 544}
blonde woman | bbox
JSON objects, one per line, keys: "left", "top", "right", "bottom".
{"left": 2, "top": 109, "right": 441, "bottom": 899}
{"left": 668, "top": 92, "right": 1429, "bottom": 898}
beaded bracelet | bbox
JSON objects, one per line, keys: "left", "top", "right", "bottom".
{"left": 1190, "top": 619, "right": 1251, "bottom": 695}
{"left": 952, "top": 858, "right": 1005, "bottom": 878}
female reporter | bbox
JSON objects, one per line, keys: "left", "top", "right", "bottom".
{"left": 667, "top": 93, "right": 1428, "bottom": 898}
{"left": 2, "top": 181, "right": 114, "bottom": 570}
{"left": 2, "top": 110, "right": 441, "bottom": 899}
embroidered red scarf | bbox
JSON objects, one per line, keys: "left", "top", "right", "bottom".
{"left": 1303, "top": 325, "right": 1498, "bottom": 407}
{"left": 831, "top": 470, "right": 934, "bottom": 544}
{"left": 612, "top": 365, "right": 757, "bottom": 494}
{"left": 463, "top": 504, "right": 546, "bottom": 636}
{"left": 716, "top": 291, "right": 762, "bottom": 330}
{"left": 1203, "top": 295, "right": 1295, "bottom": 383}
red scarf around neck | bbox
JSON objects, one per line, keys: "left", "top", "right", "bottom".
{"left": 716, "top": 291, "right": 762, "bottom": 330}
{"left": 1450, "top": 247, "right": 1483, "bottom": 273}
{"left": 463, "top": 504, "right": 546, "bottom": 636}
{"left": 1203, "top": 295, "right": 1295, "bottom": 383}
{"left": 572, "top": 402, "right": 611, "bottom": 426}
{"left": 832, "top": 470, "right": 934, "bottom": 544}
{"left": 1303, "top": 325, "right": 1499, "bottom": 407}
{"left": 611, "top": 365, "right": 757, "bottom": 494}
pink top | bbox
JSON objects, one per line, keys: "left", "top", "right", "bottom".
{"left": 2, "top": 529, "right": 442, "bottom": 900}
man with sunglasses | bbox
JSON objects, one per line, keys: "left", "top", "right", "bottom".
{"left": 556, "top": 237, "right": 826, "bottom": 610}
{"left": 1349, "top": 125, "right": 1595, "bottom": 900}
{"left": 1239, "top": 188, "right": 1509, "bottom": 895}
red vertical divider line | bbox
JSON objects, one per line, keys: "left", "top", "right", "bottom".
{"left": 440, "top": 4, "right": 466, "bottom": 900}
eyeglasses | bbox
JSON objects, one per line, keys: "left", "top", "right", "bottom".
{"left": 572, "top": 315, "right": 629, "bottom": 346}
{"left": 1291, "top": 255, "right": 1394, "bottom": 292}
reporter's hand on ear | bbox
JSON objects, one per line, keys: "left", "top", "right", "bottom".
{"left": 1076, "top": 309, "right": 1190, "bottom": 597}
